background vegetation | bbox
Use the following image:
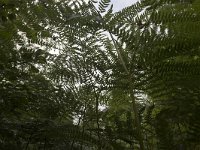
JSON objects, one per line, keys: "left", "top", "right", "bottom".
{"left": 0, "top": 0, "right": 200, "bottom": 149}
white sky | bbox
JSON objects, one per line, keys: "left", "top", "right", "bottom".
{"left": 111, "top": 0, "right": 138, "bottom": 12}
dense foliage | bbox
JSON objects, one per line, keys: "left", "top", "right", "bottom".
{"left": 1, "top": 0, "right": 200, "bottom": 149}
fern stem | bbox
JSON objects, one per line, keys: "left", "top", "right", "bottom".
{"left": 107, "top": 18, "right": 144, "bottom": 150}
{"left": 94, "top": 88, "right": 101, "bottom": 149}
{"left": 44, "top": 136, "right": 47, "bottom": 150}
{"left": 109, "top": 34, "right": 129, "bottom": 74}
{"left": 89, "top": 1, "right": 144, "bottom": 149}
{"left": 81, "top": 103, "right": 87, "bottom": 150}
{"left": 109, "top": 19, "right": 145, "bottom": 150}
{"left": 111, "top": 32, "right": 144, "bottom": 149}
{"left": 70, "top": 116, "right": 81, "bottom": 150}
{"left": 25, "top": 133, "right": 33, "bottom": 150}
{"left": 129, "top": 84, "right": 145, "bottom": 150}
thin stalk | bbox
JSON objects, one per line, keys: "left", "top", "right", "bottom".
{"left": 88, "top": 1, "right": 144, "bottom": 149}
{"left": 93, "top": 88, "right": 101, "bottom": 149}
{"left": 25, "top": 134, "right": 32, "bottom": 150}
{"left": 80, "top": 103, "right": 87, "bottom": 150}
{"left": 111, "top": 32, "right": 144, "bottom": 149}
{"left": 70, "top": 116, "right": 81, "bottom": 150}
{"left": 44, "top": 137, "right": 47, "bottom": 150}
{"left": 129, "top": 84, "right": 144, "bottom": 150}
{"left": 95, "top": 94, "right": 101, "bottom": 149}
{"left": 110, "top": 32, "right": 144, "bottom": 150}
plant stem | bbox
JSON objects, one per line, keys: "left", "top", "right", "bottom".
{"left": 89, "top": 1, "right": 144, "bottom": 149}
{"left": 110, "top": 33, "right": 144, "bottom": 150}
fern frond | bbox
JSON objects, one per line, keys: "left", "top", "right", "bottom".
{"left": 98, "top": 0, "right": 111, "bottom": 13}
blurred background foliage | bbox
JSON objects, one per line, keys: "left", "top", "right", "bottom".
{"left": 1, "top": 0, "right": 200, "bottom": 149}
